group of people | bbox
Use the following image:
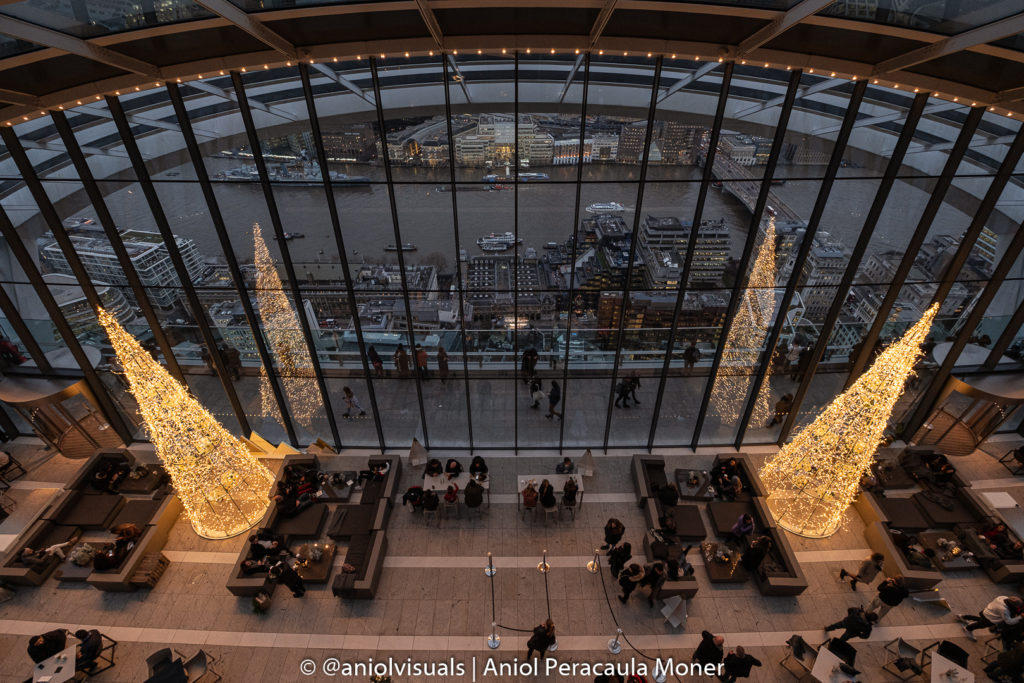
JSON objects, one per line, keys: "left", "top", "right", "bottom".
{"left": 601, "top": 517, "right": 694, "bottom": 609}
{"left": 27, "top": 627, "right": 105, "bottom": 672}
{"left": 710, "top": 458, "right": 744, "bottom": 501}
{"left": 825, "top": 553, "right": 912, "bottom": 642}
{"left": 240, "top": 528, "right": 306, "bottom": 597}
{"left": 406, "top": 456, "right": 488, "bottom": 512}
{"left": 377, "top": 343, "right": 449, "bottom": 383}
{"left": 977, "top": 522, "right": 1024, "bottom": 560}
{"left": 613, "top": 372, "right": 641, "bottom": 408}
{"left": 959, "top": 595, "right": 1024, "bottom": 681}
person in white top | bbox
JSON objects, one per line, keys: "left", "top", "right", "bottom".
{"left": 959, "top": 595, "right": 1024, "bottom": 640}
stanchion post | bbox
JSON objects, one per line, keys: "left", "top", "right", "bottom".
{"left": 485, "top": 551, "right": 496, "bottom": 577}
{"left": 487, "top": 621, "right": 500, "bottom": 650}
{"left": 537, "top": 548, "right": 550, "bottom": 574}
{"left": 607, "top": 628, "right": 622, "bottom": 655}
{"left": 587, "top": 548, "right": 600, "bottom": 574}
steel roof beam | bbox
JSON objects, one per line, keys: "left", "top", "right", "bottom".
{"left": 558, "top": 54, "right": 585, "bottom": 102}
{"left": 590, "top": 0, "right": 618, "bottom": 47}
{"left": 0, "top": 86, "right": 40, "bottom": 107}
{"left": 873, "top": 11, "right": 1024, "bottom": 76}
{"left": 811, "top": 100, "right": 959, "bottom": 135}
{"left": 192, "top": 0, "right": 299, "bottom": 59}
{"left": 657, "top": 61, "right": 718, "bottom": 103}
{"left": 311, "top": 63, "right": 375, "bottom": 105}
{"left": 186, "top": 78, "right": 298, "bottom": 121}
{"left": 0, "top": 16, "right": 162, "bottom": 79}
{"left": 414, "top": 0, "right": 445, "bottom": 49}
{"left": 907, "top": 132, "right": 1017, "bottom": 154}
{"left": 447, "top": 53, "right": 472, "bottom": 103}
{"left": 732, "top": 76, "right": 843, "bottom": 119}
{"left": 735, "top": 0, "right": 836, "bottom": 58}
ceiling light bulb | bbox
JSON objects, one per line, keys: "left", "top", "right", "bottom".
{"left": 264, "top": 64, "right": 269, "bottom": 69}
{"left": 22, "top": 116, "right": 27, "bottom": 120}
{"left": 600, "top": 50, "right": 604, "bottom": 55}
{"left": 893, "top": 84, "right": 898, "bottom": 88}
{"left": 380, "top": 53, "right": 386, "bottom": 58}
{"left": 765, "top": 62, "right": 770, "bottom": 67}
{"left": 502, "top": 49, "right": 507, "bottom": 54}
{"left": 219, "top": 70, "right": 225, "bottom": 75}
{"left": 913, "top": 88, "right": 919, "bottom": 92}
{"left": 526, "top": 48, "right": 531, "bottom": 54}
{"left": 851, "top": 76, "right": 857, "bottom": 81}
{"left": 740, "top": 59, "right": 746, "bottom": 64}
{"left": 76, "top": 100, "right": 82, "bottom": 105}
{"left": 953, "top": 97, "right": 958, "bottom": 101}
{"left": 972, "top": 101, "right": 977, "bottom": 106}
{"left": 717, "top": 57, "right": 723, "bottom": 62}
{"left": 576, "top": 49, "right": 580, "bottom": 54}
{"left": 333, "top": 57, "right": 338, "bottom": 62}
{"left": 933, "top": 92, "right": 939, "bottom": 96}
{"left": 623, "top": 51, "right": 627, "bottom": 56}
{"left": 808, "top": 68, "right": 814, "bottom": 73}
{"left": 452, "top": 50, "right": 458, "bottom": 55}
{"left": 115, "top": 90, "right": 120, "bottom": 95}
{"left": 405, "top": 52, "right": 410, "bottom": 57}
{"left": 647, "top": 52, "right": 652, "bottom": 58}
{"left": 478, "top": 49, "right": 483, "bottom": 55}
{"left": 309, "top": 59, "right": 314, "bottom": 64}
{"left": 872, "top": 79, "right": 878, "bottom": 84}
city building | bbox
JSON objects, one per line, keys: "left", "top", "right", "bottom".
{"left": 43, "top": 272, "right": 135, "bottom": 338}
{"left": 38, "top": 227, "right": 203, "bottom": 309}
{"left": 639, "top": 215, "right": 732, "bottom": 285}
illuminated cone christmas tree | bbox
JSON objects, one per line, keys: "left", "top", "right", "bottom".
{"left": 709, "top": 217, "right": 776, "bottom": 426}
{"left": 759, "top": 302, "right": 939, "bottom": 538}
{"left": 253, "top": 222, "right": 322, "bottom": 431}
{"left": 98, "top": 307, "right": 274, "bottom": 539}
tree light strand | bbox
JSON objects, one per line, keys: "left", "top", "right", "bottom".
{"left": 759, "top": 302, "right": 939, "bottom": 538}
{"left": 98, "top": 307, "right": 274, "bottom": 539}
{"left": 709, "top": 217, "right": 776, "bottom": 427}
{"left": 253, "top": 222, "right": 323, "bottom": 431}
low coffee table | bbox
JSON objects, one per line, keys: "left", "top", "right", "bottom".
{"left": 701, "top": 541, "right": 748, "bottom": 583}
{"left": 917, "top": 531, "right": 979, "bottom": 571}
{"left": 293, "top": 542, "right": 337, "bottom": 583}
{"left": 676, "top": 469, "right": 715, "bottom": 501}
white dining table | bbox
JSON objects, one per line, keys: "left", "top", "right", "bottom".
{"left": 930, "top": 652, "right": 974, "bottom": 682}
{"left": 32, "top": 644, "right": 78, "bottom": 683}
{"left": 423, "top": 472, "right": 491, "bottom": 506}
{"left": 810, "top": 646, "right": 857, "bottom": 683}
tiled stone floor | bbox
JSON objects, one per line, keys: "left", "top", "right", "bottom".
{"left": 0, "top": 436, "right": 1022, "bottom": 682}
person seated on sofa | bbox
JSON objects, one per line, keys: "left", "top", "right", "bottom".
{"left": 980, "top": 522, "right": 1011, "bottom": 548}
{"left": 906, "top": 546, "right": 938, "bottom": 569}
{"left": 740, "top": 535, "right": 772, "bottom": 572}
{"left": 241, "top": 557, "right": 273, "bottom": 575}
{"left": 93, "top": 532, "right": 138, "bottom": 572}
{"left": 273, "top": 490, "right": 312, "bottom": 518}
{"left": 716, "top": 473, "right": 743, "bottom": 501}
{"left": 248, "top": 530, "right": 288, "bottom": 561}
{"left": 357, "top": 460, "right": 391, "bottom": 485}
{"left": 711, "top": 458, "right": 738, "bottom": 487}
{"left": 27, "top": 628, "right": 68, "bottom": 663}
{"left": 444, "top": 458, "right": 463, "bottom": 478}
{"left": 656, "top": 482, "right": 680, "bottom": 507}
{"left": 729, "top": 513, "right": 755, "bottom": 546}
{"left": 469, "top": 455, "right": 488, "bottom": 477}
{"left": 90, "top": 460, "right": 130, "bottom": 493}
{"left": 996, "top": 540, "right": 1024, "bottom": 561}
{"left": 425, "top": 458, "right": 443, "bottom": 477}
{"left": 18, "top": 534, "right": 79, "bottom": 569}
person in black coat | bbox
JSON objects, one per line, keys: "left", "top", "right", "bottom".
{"left": 464, "top": 479, "right": 484, "bottom": 508}
{"left": 538, "top": 479, "right": 557, "bottom": 508}
{"left": 740, "top": 536, "right": 772, "bottom": 572}
{"left": 469, "top": 456, "right": 488, "bottom": 476}
{"left": 720, "top": 646, "right": 762, "bottom": 682}
{"left": 693, "top": 630, "right": 725, "bottom": 666}
{"left": 27, "top": 629, "right": 67, "bottom": 663}
{"left": 867, "top": 575, "right": 909, "bottom": 620}
{"left": 825, "top": 607, "right": 877, "bottom": 642}
{"left": 618, "top": 564, "right": 644, "bottom": 602}
{"left": 444, "top": 458, "right": 463, "bottom": 478}
{"left": 602, "top": 518, "right": 625, "bottom": 550}
{"left": 656, "top": 483, "right": 680, "bottom": 507}
{"left": 73, "top": 629, "right": 103, "bottom": 672}
{"left": 526, "top": 619, "right": 555, "bottom": 659}
{"left": 270, "top": 559, "right": 305, "bottom": 597}
{"left": 608, "top": 542, "right": 631, "bottom": 579}
{"left": 425, "top": 458, "right": 443, "bottom": 476}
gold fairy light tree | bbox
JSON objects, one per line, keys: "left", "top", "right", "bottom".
{"left": 760, "top": 302, "right": 939, "bottom": 538}
{"left": 98, "top": 307, "right": 275, "bottom": 539}
{"left": 708, "top": 216, "right": 777, "bottom": 426}
{"left": 253, "top": 223, "right": 322, "bottom": 431}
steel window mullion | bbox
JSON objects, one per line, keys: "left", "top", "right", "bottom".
{"left": 106, "top": 94, "right": 252, "bottom": 437}
{"left": 369, "top": 57, "right": 431, "bottom": 448}
{"left": 778, "top": 92, "right": 930, "bottom": 444}
{"left": 297, "top": 64, "right": 385, "bottom": 452}
{"left": 844, "top": 105, "right": 985, "bottom": 387}
{"left": 690, "top": 68, "right": 803, "bottom": 450}
{"left": 646, "top": 61, "right": 733, "bottom": 452}
{"left": 0, "top": 281, "right": 52, "bottom": 371}
{"left": 733, "top": 79, "right": 868, "bottom": 448}
{"left": 230, "top": 71, "right": 342, "bottom": 450}
{"left": 558, "top": 52, "right": 591, "bottom": 454}
{"left": 0, "top": 202, "right": 135, "bottom": 444}
{"left": 514, "top": 52, "right": 519, "bottom": 454}
{"left": 902, "top": 127, "right": 1024, "bottom": 436}
{"left": 51, "top": 110, "right": 186, "bottom": 385}
{"left": 907, "top": 220, "right": 1024, "bottom": 437}
{"left": 985, "top": 295, "right": 1024, "bottom": 369}
{"left": 601, "top": 56, "right": 664, "bottom": 451}
{"left": 440, "top": 54, "right": 476, "bottom": 452}
{"left": 165, "top": 82, "right": 299, "bottom": 445}
{"left": 0, "top": 127, "right": 135, "bottom": 445}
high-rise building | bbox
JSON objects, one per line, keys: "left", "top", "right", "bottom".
{"left": 639, "top": 215, "right": 732, "bottom": 286}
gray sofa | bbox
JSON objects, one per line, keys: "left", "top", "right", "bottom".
{"left": 0, "top": 520, "right": 82, "bottom": 585}
{"left": 853, "top": 491, "right": 943, "bottom": 590}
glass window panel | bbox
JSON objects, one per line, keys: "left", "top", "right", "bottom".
{"left": 0, "top": 1, "right": 213, "bottom": 38}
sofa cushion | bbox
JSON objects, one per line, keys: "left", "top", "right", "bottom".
{"left": 877, "top": 496, "right": 930, "bottom": 531}
{"left": 663, "top": 504, "right": 707, "bottom": 541}
{"left": 707, "top": 501, "right": 757, "bottom": 537}
{"left": 345, "top": 534, "right": 372, "bottom": 579}
{"left": 108, "top": 498, "right": 162, "bottom": 530}
{"left": 117, "top": 465, "right": 169, "bottom": 495}
{"left": 272, "top": 504, "right": 327, "bottom": 539}
{"left": 913, "top": 492, "right": 980, "bottom": 528}
{"left": 327, "top": 505, "right": 373, "bottom": 540}
{"left": 52, "top": 492, "right": 126, "bottom": 529}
